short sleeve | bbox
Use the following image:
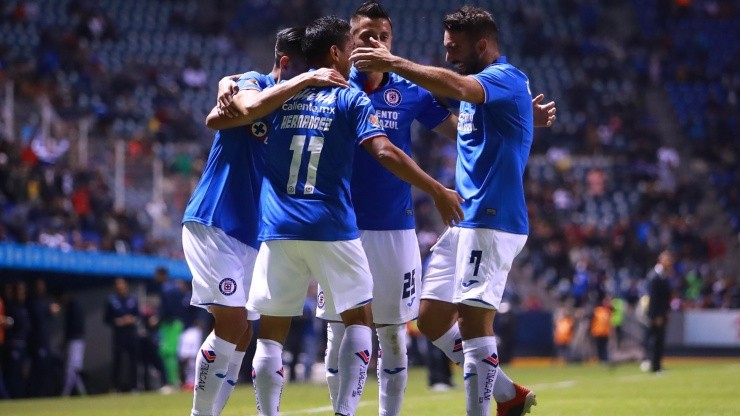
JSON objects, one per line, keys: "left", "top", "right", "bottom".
{"left": 346, "top": 91, "right": 386, "bottom": 145}
{"left": 415, "top": 87, "right": 452, "bottom": 130}
{"left": 471, "top": 66, "right": 513, "bottom": 104}
{"left": 237, "top": 71, "right": 265, "bottom": 92}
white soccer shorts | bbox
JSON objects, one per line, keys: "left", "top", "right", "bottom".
{"left": 182, "top": 221, "right": 259, "bottom": 320}
{"left": 248, "top": 239, "right": 373, "bottom": 317}
{"left": 421, "top": 227, "right": 527, "bottom": 310}
{"left": 316, "top": 229, "right": 422, "bottom": 324}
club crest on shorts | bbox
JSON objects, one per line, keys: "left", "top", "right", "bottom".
{"left": 249, "top": 121, "right": 268, "bottom": 141}
{"left": 317, "top": 290, "right": 325, "bottom": 309}
{"left": 219, "top": 278, "right": 237, "bottom": 296}
{"left": 383, "top": 88, "right": 402, "bottom": 107}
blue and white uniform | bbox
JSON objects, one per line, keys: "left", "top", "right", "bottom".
{"left": 316, "top": 67, "right": 451, "bottom": 324}
{"left": 421, "top": 57, "right": 533, "bottom": 310}
{"left": 248, "top": 79, "right": 385, "bottom": 317}
{"left": 182, "top": 71, "right": 272, "bottom": 314}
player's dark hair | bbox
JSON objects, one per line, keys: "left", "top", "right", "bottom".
{"left": 443, "top": 5, "right": 498, "bottom": 42}
{"left": 352, "top": 1, "right": 392, "bottom": 29}
{"left": 275, "top": 26, "right": 306, "bottom": 66}
{"left": 302, "top": 16, "right": 351, "bottom": 67}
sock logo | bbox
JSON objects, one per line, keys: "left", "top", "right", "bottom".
{"left": 216, "top": 373, "right": 226, "bottom": 378}
{"left": 251, "top": 368, "right": 257, "bottom": 380}
{"left": 276, "top": 367, "right": 285, "bottom": 378}
{"left": 327, "top": 368, "right": 339, "bottom": 374}
{"left": 482, "top": 353, "right": 499, "bottom": 368}
{"left": 201, "top": 349, "right": 217, "bottom": 363}
{"left": 463, "top": 372, "right": 477, "bottom": 380}
{"left": 227, "top": 379, "right": 237, "bottom": 386}
{"left": 453, "top": 338, "right": 463, "bottom": 353}
{"left": 355, "top": 350, "right": 371, "bottom": 365}
{"left": 383, "top": 367, "right": 406, "bottom": 375}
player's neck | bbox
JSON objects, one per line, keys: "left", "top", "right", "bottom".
{"left": 270, "top": 67, "right": 281, "bottom": 83}
{"left": 364, "top": 71, "right": 387, "bottom": 93}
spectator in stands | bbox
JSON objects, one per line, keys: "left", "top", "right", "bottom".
{"left": 154, "top": 267, "right": 185, "bottom": 390}
{"left": 0, "top": 285, "right": 10, "bottom": 399}
{"left": 642, "top": 251, "right": 674, "bottom": 373}
{"left": 104, "top": 277, "right": 140, "bottom": 392}
{"left": 4, "top": 282, "right": 30, "bottom": 398}
{"left": 60, "top": 292, "right": 86, "bottom": 396}
{"left": 27, "top": 278, "right": 59, "bottom": 397}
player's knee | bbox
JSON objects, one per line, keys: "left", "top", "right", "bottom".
{"left": 212, "top": 306, "right": 249, "bottom": 342}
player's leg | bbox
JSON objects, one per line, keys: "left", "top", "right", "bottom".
{"left": 362, "top": 229, "right": 421, "bottom": 416}
{"left": 212, "top": 243, "right": 261, "bottom": 415}
{"left": 418, "top": 228, "right": 465, "bottom": 366}
{"left": 252, "top": 315, "right": 292, "bottom": 416}
{"left": 248, "top": 239, "right": 312, "bottom": 416}
{"left": 453, "top": 228, "right": 532, "bottom": 416}
{"left": 307, "top": 239, "right": 373, "bottom": 416}
{"left": 315, "top": 285, "right": 345, "bottom": 408}
{"left": 183, "top": 222, "right": 250, "bottom": 416}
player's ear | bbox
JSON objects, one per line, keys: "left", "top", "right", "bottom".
{"left": 330, "top": 44, "right": 340, "bottom": 64}
{"left": 476, "top": 38, "right": 487, "bottom": 55}
{"left": 279, "top": 55, "right": 291, "bottom": 71}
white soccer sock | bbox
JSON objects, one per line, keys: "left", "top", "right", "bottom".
{"left": 462, "top": 337, "right": 499, "bottom": 416}
{"left": 212, "top": 350, "right": 245, "bottom": 415}
{"left": 492, "top": 367, "right": 516, "bottom": 402}
{"left": 252, "top": 339, "right": 285, "bottom": 416}
{"left": 377, "top": 324, "right": 408, "bottom": 416}
{"left": 335, "top": 325, "right": 372, "bottom": 416}
{"left": 325, "top": 322, "right": 345, "bottom": 409}
{"left": 191, "top": 332, "right": 237, "bottom": 416}
{"left": 431, "top": 323, "right": 464, "bottom": 366}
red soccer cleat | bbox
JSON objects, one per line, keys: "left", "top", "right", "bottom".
{"left": 496, "top": 383, "right": 537, "bottom": 416}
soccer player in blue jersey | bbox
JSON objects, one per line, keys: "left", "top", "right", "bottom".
{"left": 184, "top": 27, "right": 349, "bottom": 416}
{"left": 352, "top": 6, "right": 542, "bottom": 416}
{"left": 231, "top": 16, "right": 462, "bottom": 416}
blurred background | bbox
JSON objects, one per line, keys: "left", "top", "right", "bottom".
{"left": 0, "top": 0, "right": 737, "bottom": 399}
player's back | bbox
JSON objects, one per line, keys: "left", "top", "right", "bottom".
{"left": 183, "top": 72, "right": 272, "bottom": 249}
{"left": 260, "top": 84, "right": 385, "bottom": 242}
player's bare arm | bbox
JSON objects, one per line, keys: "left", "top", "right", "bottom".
{"left": 432, "top": 114, "right": 459, "bottom": 141}
{"left": 361, "top": 135, "right": 463, "bottom": 226}
{"left": 352, "top": 37, "right": 486, "bottom": 104}
{"left": 205, "top": 68, "right": 349, "bottom": 130}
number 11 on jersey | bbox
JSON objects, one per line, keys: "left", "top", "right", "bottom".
{"left": 287, "top": 134, "right": 325, "bottom": 195}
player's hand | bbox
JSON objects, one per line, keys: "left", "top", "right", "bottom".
{"left": 305, "top": 68, "right": 349, "bottom": 88}
{"left": 432, "top": 187, "right": 464, "bottom": 227}
{"left": 351, "top": 37, "right": 396, "bottom": 73}
{"left": 217, "top": 77, "right": 240, "bottom": 118}
{"left": 532, "top": 94, "right": 556, "bottom": 128}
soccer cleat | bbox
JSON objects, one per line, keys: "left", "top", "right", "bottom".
{"left": 496, "top": 383, "right": 537, "bottom": 416}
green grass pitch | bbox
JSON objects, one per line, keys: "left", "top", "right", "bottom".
{"left": 1, "top": 359, "right": 738, "bottom": 415}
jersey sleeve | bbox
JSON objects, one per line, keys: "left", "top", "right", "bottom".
{"left": 415, "top": 87, "right": 453, "bottom": 130}
{"left": 346, "top": 90, "right": 386, "bottom": 145}
{"left": 471, "top": 66, "right": 513, "bottom": 104}
{"left": 237, "top": 71, "right": 265, "bottom": 92}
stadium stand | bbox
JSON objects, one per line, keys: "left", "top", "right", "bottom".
{"left": 0, "top": 0, "right": 737, "bottom": 397}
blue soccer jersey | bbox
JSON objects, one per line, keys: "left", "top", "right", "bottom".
{"left": 259, "top": 82, "right": 386, "bottom": 241}
{"left": 349, "top": 67, "right": 451, "bottom": 230}
{"left": 182, "top": 71, "right": 273, "bottom": 249}
{"left": 456, "top": 56, "right": 533, "bottom": 234}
